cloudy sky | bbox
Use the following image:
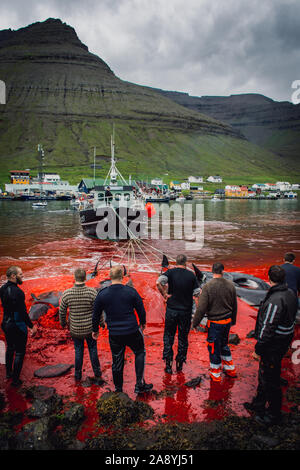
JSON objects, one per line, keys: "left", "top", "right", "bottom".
{"left": 1, "top": 0, "right": 299, "bottom": 102}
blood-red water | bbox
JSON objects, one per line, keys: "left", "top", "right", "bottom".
{"left": 0, "top": 199, "right": 299, "bottom": 439}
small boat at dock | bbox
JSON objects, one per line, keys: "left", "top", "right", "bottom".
{"left": 32, "top": 201, "right": 47, "bottom": 208}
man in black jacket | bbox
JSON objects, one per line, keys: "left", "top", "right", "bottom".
{"left": 92, "top": 265, "right": 153, "bottom": 394}
{"left": 281, "top": 252, "right": 300, "bottom": 298}
{"left": 156, "top": 254, "right": 200, "bottom": 374}
{"left": 0, "top": 266, "right": 37, "bottom": 386}
{"left": 244, "top": 265, "right": 298, "bottom": 425}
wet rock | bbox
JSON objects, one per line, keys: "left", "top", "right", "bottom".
{"left": 15, "top": 416, "right": 57, "bottom": 450}
{"left": 185, "top": 376, "right": 202, "bottom": 388}
{"left": 25, "top": 385, "right": 63, "bottom": 418}
{"left": 96, "top": 392, "right": 154, "bottom": 427}
{"left": 34, "top": 363, "right": 74, "bottom": 378}
{"left": 229, "top": 333, "right": 240, "bottom": 345}
{"left": 25, "top": 385, "right": 57, "bottom": 400}
{"left": 252, "top": 434, "right": 279, "bottom": 448}
{"left": 286, "top": 386, "right": 300, "bottom": 405}
{"left": 246, "top": 330, "right": 255, "bottom": 338}
{"left": 0, "top": 411, "right": 23, "bottom": 450}
{"left": 63, "top": 403, "right": 85, "bottom": 425}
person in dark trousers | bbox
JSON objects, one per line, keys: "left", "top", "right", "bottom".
{"left": 59, "top": 268, "right": 102, "bottom": 382}
{"left": 92, "top": 265, "right": 153, "bottom": 394}
{"left": 244, "top": 265, "right": 298, "bottom": 425}
{"left": 105, "top": 186, "right": 113, "bottom": 205}
{"left": 156, "top": 254, "right": 200, "bottom": 374}
{"left": 281, "top": 252, "right": 300, "bottom": 299}
{"left": 0, "top": 266, "right": 37, "bottom": 386}
{"left": 192, "top": 262, "right": 237, "bottom": 382}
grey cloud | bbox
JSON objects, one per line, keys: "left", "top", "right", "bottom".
{"left": 0, "top": 0, "right": 299, "bottom": 101}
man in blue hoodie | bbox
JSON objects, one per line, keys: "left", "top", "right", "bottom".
{"left": 92, "top": 265, "right": 153, "bottom": 394}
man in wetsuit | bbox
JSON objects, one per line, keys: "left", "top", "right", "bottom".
{"left": 0, "top": 266, "right": 37, "bottom": 386}
{"left": 156, "top": 254, "right": 200, "bottom": 374}
{"left": 92, "top": 265, "right": 153, "bottom": 394}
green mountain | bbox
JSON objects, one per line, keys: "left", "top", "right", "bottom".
{"left": 154, "top": 90, "right": 300, "bottom": 169}
{"left": 0, "top": 18, "right": 298, "bottom": 187}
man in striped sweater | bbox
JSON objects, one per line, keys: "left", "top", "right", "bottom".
{"left": 59, "top": 268, "right": 104, "bottom": 382}
{"left": 244, "top": 265, "right": 298, "bottom": 425}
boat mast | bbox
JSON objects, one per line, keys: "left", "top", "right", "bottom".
{"left": 37, "top": 144, "right": 44, "bottom": 194}
{"left": 104, "top": 125, "right": 128, "bottom": 186}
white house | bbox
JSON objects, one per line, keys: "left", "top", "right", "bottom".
{"left": 225, "top": 185, "right": 240, "bottom": 191}
{"left": 207, "top": 175, "right": 222, "bottom": 183}
{"left": 275, "top": 182, "right": 291, "bottom": 191}
{"left": 252, "top": 183, "right": 267, "bottom": 190}
{"left": 188, "top": 176, "right": 203, "bottom": 183}
{"left": 151, "top": 178, "right": 163, "bottom": 186}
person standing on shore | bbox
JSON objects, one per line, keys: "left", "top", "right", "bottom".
{"left": 156, "top": 254, "right": 200, "bottom": 374}
{"left": 92, "top": 265, "right": 152, "bottom": 394}
{"left": 244, "top": 265, "right": 298, "bottom": 425}
{"left": 59, "top": 268, "right": 103, "bottom": 382}
{"left": 0, "top": 266, "right": 37, "bottom": 386}
{"left": 192, "top": 262, "right": 237, "bottom": 382}
{"left": 281, "top": 252, "right": 300, "bottom": 300}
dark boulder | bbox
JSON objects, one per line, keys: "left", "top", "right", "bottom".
{"left": 96, "top": 392, "right": 154, "bottom": 427}
{"left": 34, "top": 363, "right": 74, "bottom": 378}
{"left": 15, "top": 416, "right": 57, "bottom": 450}
{"left": 25, "top": 385, "right": 63, "bottom": 418}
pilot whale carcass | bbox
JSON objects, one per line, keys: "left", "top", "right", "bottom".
{"left": 29, "top": 291, "right": 63, "bottom": 320}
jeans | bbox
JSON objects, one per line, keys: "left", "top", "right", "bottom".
{"left": 163, "top": 307, "right": 192, "bottom": 362}
{"left": 73, "top": 335, "right": 101, "bottom": 379}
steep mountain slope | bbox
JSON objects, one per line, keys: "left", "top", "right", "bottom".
{"left": 0, "top": 18, "right": 298, "bottom": 184}
{"left": 154, "top": 89, "right": 300, "bottom": 166}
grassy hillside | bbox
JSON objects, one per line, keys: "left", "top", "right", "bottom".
{"left": 1, "top": 117, "right": 299, "bottom": 189}
{"left": 0, "top": 19, "right": 299, "bottom": 190}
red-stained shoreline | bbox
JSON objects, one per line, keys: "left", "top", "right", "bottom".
{"left": 0, "top": 267, "right": 299, "bottom": 442}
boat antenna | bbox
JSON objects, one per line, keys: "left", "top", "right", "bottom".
{"left": 104, "top": 124, "right": 129, "bottom": 186}
{"left": 93, "top": 146, "right": 96, "bottom": 186}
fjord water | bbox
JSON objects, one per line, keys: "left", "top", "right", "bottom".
{"left": 0, "top": 198, "right": 299, "bottom": 280}
{"left": 0, "top": 198, "right": 299, "bottom": 428}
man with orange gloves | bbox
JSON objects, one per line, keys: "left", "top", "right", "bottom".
{"left": 192, "top": 262, "right": 237, "bottom": 382}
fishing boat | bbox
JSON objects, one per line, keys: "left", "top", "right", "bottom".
{"left": 79, "top": 134, "right": 147, "bottom": 240}
{"left": 32, "top": 201, "right": 47, "bottom": 208}
{"left": 145, "top": 194, "right": 170, "bottom": 203}
{"left": 211, "top": 194, "right": 222, "bottom": 201}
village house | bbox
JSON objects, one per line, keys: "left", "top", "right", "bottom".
{"left": 207, "top": 175, "right": 222, "bottom": 183}
{"left": 188, "top": 176, "right": 203, "bottom": 183}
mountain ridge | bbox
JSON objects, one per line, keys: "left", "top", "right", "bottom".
{"left": 0, "top": 18, "right": 299, "bottom": 185}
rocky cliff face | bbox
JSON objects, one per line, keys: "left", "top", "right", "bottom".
{"left": 154, "top": 90, "right": 300, "bottom": 161}
{"left": 0, "top": 18, "right": 236, "bottom": 136}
